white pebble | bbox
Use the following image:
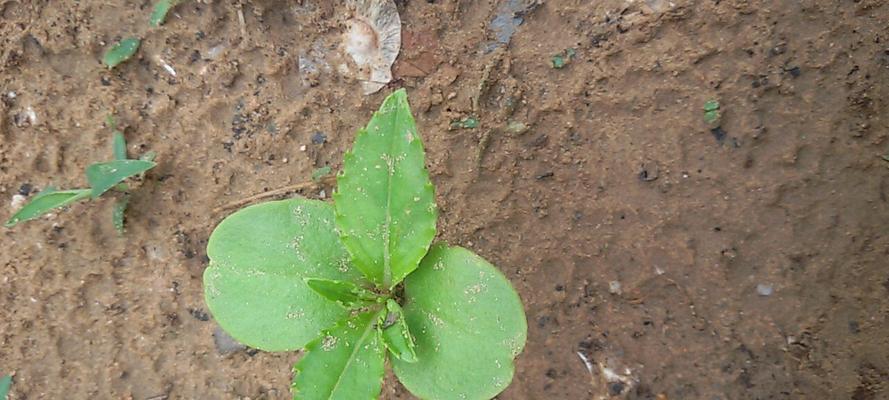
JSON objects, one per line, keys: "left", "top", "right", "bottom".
{"left": 10, "top": 194, "right": 26, "bottom": 210}
{"left": 756, "top": 283, "right": 773, "bottom": 296}
{"left": 609, "top": 280, "right": 622, "bottom": 295}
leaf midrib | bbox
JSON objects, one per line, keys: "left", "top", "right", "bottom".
{"left": 327, "top": 314, "right": 378, "bottom": 398}
{"left": 381, "top": 104, "right": 401, "bottom": 288}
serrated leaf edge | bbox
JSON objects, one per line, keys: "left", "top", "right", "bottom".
{"left": 291, "top": 310, "right": 386, "bottom": 400}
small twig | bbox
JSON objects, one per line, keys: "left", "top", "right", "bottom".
{"left": 213, "top": 175, "right": 336, "bottom": 214}
{"left": 576, "top": 351, "right": 594, "bottom": 374}
{"left": 236, "top": 1, "right": 247, "bottom": 39}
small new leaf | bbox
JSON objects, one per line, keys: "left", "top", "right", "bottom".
{"left": 0, "top": 374, "right": 11, "bottom": 399}
{"left": 335, "top": 89, "right": 437, "bottom": 289}
{"left": 306, "top": 278, "right": 378, "bottom": 308}
{"left": 150, "top": 0, "right": 181, "bottom": 27}
{"left": 113, "top": 131, "right": 128, "bottom": 160}
{"left": 102, "top": 38, "right": 141, "bottom": 69}
{"left": 292, "top": 311, "right": 386, "bottom": 400}
{"left": 380, "top": 299, "right": 417, "bottom": 363}
{"left": 5, "top": 188, "right": 91, "bottom": 227}
{"left": 112, "top": 195, "right": 130, "bottom": 234}
{"left": 86, "top": 160, "right": 156, "bottom": 199}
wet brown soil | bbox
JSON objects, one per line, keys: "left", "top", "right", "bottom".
{"left": 1, "top": 0, "right": 888, "bottom": 399}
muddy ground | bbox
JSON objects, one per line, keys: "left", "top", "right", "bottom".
{"left": 1, "top": 0, "right": 888, "bottom": 399}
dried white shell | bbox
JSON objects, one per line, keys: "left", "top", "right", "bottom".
{"left": 343, "top": 0, "right": 401, "bottom": 94}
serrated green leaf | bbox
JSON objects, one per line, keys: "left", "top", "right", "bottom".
{"left": 0, "top": 374, "right": 11, "bottom": 399}
{"left": 150, "top": 0, "right": 181, "bottom": 27}
{"left": 292, "top": 310, "right": 386, "bottom": 400}
{"left": 380, "top": 299, "right": 417, "bottom": 363}
{"left": 112, "top": 195, "right": 129, "bottom": 234}
{"left": 392, "top": 244, "right": 528, "bottom": 400}
{"left": 306, "top": 278, "right": 379, "bottom": 308}
{"left": 102, "top": 38, "right": 140, "bottom": 69}
{"left": 5, "top": 188, "right": 91, "bottom": 227}
{"left": 113, "top": 131, "right": 127, "bottom": 160}
{"left": 86, "top": 160, "right": 156, "bottom": 199}
{"left": 204, "top": 198, "right": 365, "bottom": 351}
{"left": 335, "top": 89, "right": 437, "bottom": 289}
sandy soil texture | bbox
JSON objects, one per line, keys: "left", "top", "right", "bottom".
{"left": 1, "top": 0, "right": 888, "bottom": 399}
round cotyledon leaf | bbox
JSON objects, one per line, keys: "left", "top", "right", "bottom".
{"left": 392, "top": 244, "right": 528, "bottom": 400}
{"left": 204, "top": 198, "right": 364, "bottom": 352}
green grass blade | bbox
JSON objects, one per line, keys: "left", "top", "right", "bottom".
{"left": 0, "top": 374, "right": 11, "bottom": 399}
{"left": 112, "top": 195, "right": 129, "bottom": 234}
{"left": 102, "top": 38, "right": 140, "bottom": 69}
{"left": 86, "top": 160, "right": 156, "bottom": 199}
{"left": 334, "top": 89, "right": 437, "bottom": 289}
{"left": 292, "top": 311, "right": 386, "bottom": 400}
{"left": 150, "top": 0, "right": 181, "bottom": 27}
{"left": 5, "top": 188, "right": 91, "bottom": 227}
{"left": 112, "top": 131, "right": 127, "bottom": 160}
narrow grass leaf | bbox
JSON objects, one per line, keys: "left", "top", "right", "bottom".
{"left": 113, "top": 131, "right": 127, "bottom": 160}
{"left": 86, "top": 160, "right": 156, "bottom": 199}
{"left": 150, "top": 0, "right": 181, "bottom": 27}
{"left": 112, "top": 195, "right": 129, "bottom": 234}
{"left": 102, "top": 38, "right": 141, "bottom": 68}
{"left": 5, "top": 188, "right": 91, "bottom": 227}
{"left": 0, "top": 374, "right": 11, "bottom": 399}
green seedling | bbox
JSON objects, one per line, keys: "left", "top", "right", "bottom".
{"left": 310, "top": 166, "right": 332, "bottom": 182}
{"left": 150, "top": 0, "right": 183, "bottom": 27}
{"left": 551, "top": 47, "right": 576, "bottom": 69}
{"left": 704, "top": 99, "right": 721, "bottom": 125}
{"left": 6, "top": 122, "right": 156, "bottom": 232}
{"left": 450, "top": 116, "right": 479, "bottom": 129}
{"left": 102, "top": 37, "right": 141, "bottom": 68}
{"left": 0, "top": 374, "right": 10, "bottom": 399}
{"left": 204, "top": 90, "right": 527, "bottom": 400}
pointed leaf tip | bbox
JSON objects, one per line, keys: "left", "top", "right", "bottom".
{"left": 5, "top": 188, "right": 91, "bottom": 227}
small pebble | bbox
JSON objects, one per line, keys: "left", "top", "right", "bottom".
{"left": 756, "top": 283, "right": 773, "bottom": 296}
{"left": 299, "top": 145, "right": 307, "bottom": 152}
{"left": 609, "top": 381, "right": 626, "bottom": 396}
{"left": 311, "top": 131, "right": 327, "bottom": 144}
{"left": 10, "top": 194, "right": 26, "bottom": 211}
{"left": 609, "top": 281, "right": 622, "bottom": 295}
{"left": 213, "top": 327, "right": 246, "bottom": 355}
{"left": 18, "top": 183, "right": 32, "bottom": 196}
{"left": 188, "top": 308, "right": 210, "bottom": 322}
